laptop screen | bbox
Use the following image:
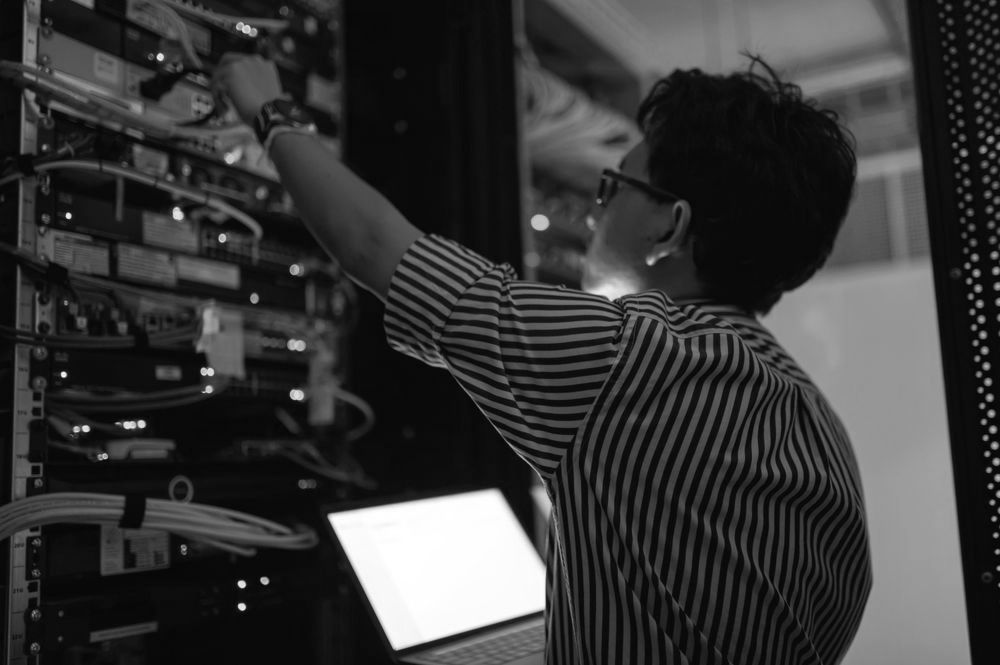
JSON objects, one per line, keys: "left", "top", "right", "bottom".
{"left": 326, "top": 488, "right": 547, "bottom": 651}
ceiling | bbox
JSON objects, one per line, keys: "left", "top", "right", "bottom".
{"left": 540, "top": 0, "right": 912, "bottom": 96}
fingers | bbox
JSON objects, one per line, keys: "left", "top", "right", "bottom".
{"left": 209, "top": 53, "right": 282, "bottom": 125}
{"left": 212, "top": 53, "right": 245, "bottom": 85}
{"left": 211, "top": 53, "right": 267, "bottom": 90}
{"left": 210, "top": 53, "right": 248, "bottom": 99}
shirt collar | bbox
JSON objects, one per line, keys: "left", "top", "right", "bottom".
{"left": 675, "top": 298, "right": 755, "bottom": 316}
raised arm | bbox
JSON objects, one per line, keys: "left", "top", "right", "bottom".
{"left": 213, "top": 54, "right": 422, "bottom": 300}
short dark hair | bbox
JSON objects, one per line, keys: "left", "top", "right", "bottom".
{"left": 636, "top": 55, "right": 856, "bottom": 315}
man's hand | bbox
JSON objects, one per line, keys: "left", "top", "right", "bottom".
{"left": 209, "top": 54, "right": 422, "bottom": 301}
{"left": 212, "top": 54, "right": 284, "bottom": 125}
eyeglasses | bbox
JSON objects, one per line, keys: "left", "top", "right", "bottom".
{"left": 595, "top": 168, "right": 682, "bottom": 208}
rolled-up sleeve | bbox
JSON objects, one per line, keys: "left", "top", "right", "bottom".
{"left": 385, "top": 234, "right": 624, "bottom": 474}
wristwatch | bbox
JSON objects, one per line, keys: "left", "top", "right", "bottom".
{"left": 253, "top": 98, "right": 317, "bottom": 145}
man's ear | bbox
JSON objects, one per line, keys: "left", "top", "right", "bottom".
{"left": 645, "top": 201, "right": 692, "bottom": 266}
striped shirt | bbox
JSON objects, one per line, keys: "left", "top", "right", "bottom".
{"left": 384, "top": 235, "right": 872, "bottom": 665}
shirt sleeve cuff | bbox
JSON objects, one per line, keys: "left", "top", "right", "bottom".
{"left": 383, "top": 234, "right": 496, "bottom": 367}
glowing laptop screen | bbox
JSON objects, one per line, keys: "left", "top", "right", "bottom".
{"left": 327, "top": 488, "right": 546, "bottom": 651}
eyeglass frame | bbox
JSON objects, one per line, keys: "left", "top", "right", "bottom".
{"left": 595, "top": 168, "right": 684, "bottom": 208}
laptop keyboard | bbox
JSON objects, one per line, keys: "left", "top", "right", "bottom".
{"left": 426, "top": 622, "right": 544, "bottom": 665}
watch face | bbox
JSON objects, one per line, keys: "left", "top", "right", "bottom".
{"left": 272, "top": 98, "right": 308, "bottom": 122}
{"left": 255, "top": 98, "right": 316, "bottom": 143}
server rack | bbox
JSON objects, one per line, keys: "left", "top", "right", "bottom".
{"left": 0, "top": 1, "right": 359, "bottom": 662}
{"left": 1, "top": 1, "right": 532, "bottom": 662}
{"left": 910, "top": 1, "right": 1000, "bottom": 663}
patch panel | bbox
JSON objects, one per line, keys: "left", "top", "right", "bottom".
{"left": 40, "top": 287, "right": 334, "bottom": 365}
{"left": 35, "top": 227, "right": 330, "bottom": 311}
{"left": 30, "top": 560, "right": 331, "bottom": 651}
{"left": 34, "top": 0, "right": 342, "bottom": 167}
{"left": 40, "top": 112, "right": 294, "bottom": 217}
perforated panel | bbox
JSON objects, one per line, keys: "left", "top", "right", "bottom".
{"left": 909, "top": 1, "right": 1000, "bottom": 661}
{"left": 938, "top": 0, "right": 1000, "bottom": 583}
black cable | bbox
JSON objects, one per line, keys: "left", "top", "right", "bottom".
{"left": 138, "top": 67, "right": 206, "bottom": 102}
{"left": 0, "top": 322, "right": 198, "bottom": 350}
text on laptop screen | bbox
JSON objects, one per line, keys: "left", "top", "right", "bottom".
{"left": 327, "top": 488, "right": 546, "bottom": 651}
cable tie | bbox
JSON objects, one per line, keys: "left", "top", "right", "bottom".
{"left": 44, "top": 261, "right": 70, "bottom": 286}
{"left": 14, "top": 154, "right": 36, "bottom": 176}
{"left": 119, "top": 494, "right": 147, "bottom": 529}
{"left": 129, "top": 324, "right": 150, "bottom": 349}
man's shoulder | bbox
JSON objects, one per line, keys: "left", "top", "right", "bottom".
{"left": 616, "top": 291, "right": 750, "bottom": 339}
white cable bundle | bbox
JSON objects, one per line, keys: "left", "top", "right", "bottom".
{"left": 0, "top": 493, "right": 318, "bottom": 556}
{"left": 521, "top": 63, "right": 640, "bottom": 186}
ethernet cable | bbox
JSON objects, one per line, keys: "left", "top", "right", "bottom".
{"left": 47, "top": 381, "right": 228, "bottom": 413}
{"left": 334, "top": 384, "right": 376, "bottom": 442}
{"left": 0, "top": 492, "right": 319, "bottom": 556}
{"left": 46, "top": 438, "right": 100, "bottom": 458}
{"left": 0, "top": 241, "right": 322, "bottom": 346}
{"left": 235, "top": 438, "right": 376, "bottom": 489}
{"left": 46, "top": 415, "right": 174, "bottom": 462}
{"left": 135, "top": 0, "right": 204, "bottom": 69}
{"left": 0, "top": 133, "right": 93, "bottom": 177}
{"left": 47, "top": 410, "right": 144, "bottom": 439}
{"left": 277, "top": 443, "right": 377, "bottom": 489}
{"left": 0, "top": 322, "right": 198, "bottom": 350}
{"left": 0, "top": 241, "right": 124, "bottom": 316}
{"left": 0, "top": 157, "right": 263, "bottom": 240}
{"left": 0, "top": 61, "right": 252, "bottom": 142}
{"left": 155, "top": 0, "right": 291, "bottom": 33}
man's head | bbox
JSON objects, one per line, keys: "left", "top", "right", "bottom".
{"left": 581, "top": 56, "right": 857, "bottom": 315}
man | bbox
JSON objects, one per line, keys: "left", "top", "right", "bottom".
{"left": 214, "top": 54, "right": 872, "bottom": 665}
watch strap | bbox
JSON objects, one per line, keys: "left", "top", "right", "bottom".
{"left": 253, "top": 99, "right": 316, "bottom": 144}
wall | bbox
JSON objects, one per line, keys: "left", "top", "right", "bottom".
{"left": 764, "top": 260, "right": 971, "bottom": 664}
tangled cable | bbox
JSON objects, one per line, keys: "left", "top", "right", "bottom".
{"left": 520, "top": 62, "right": 640, "bottom": 186}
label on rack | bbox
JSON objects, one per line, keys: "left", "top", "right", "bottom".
{"left": 154, "top": 365, "right": 183, "bottom": 381}
{"left": 93, "top": 51, "right": 121, "bottom": 86}
{"left": 132, "top": 145, "right": 170, "bottom": 177}
{"left": 176, "top": 256, "right": 240, "bottom": 290}
{"left": 117, "top": 243, "right": 178, "bottom": 286}
{"left": 44, "top": 230, "right": 111, "bottom": 276}
{"left": 142, "top": 212, "right": 199, "bottom": 253}
{"left": 100, "top": 526, "right": 170, "bottom": 576}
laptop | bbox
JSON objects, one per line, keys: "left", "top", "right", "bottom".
{"left": 325, "top": 488, "right": 547, "bottom": 665}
